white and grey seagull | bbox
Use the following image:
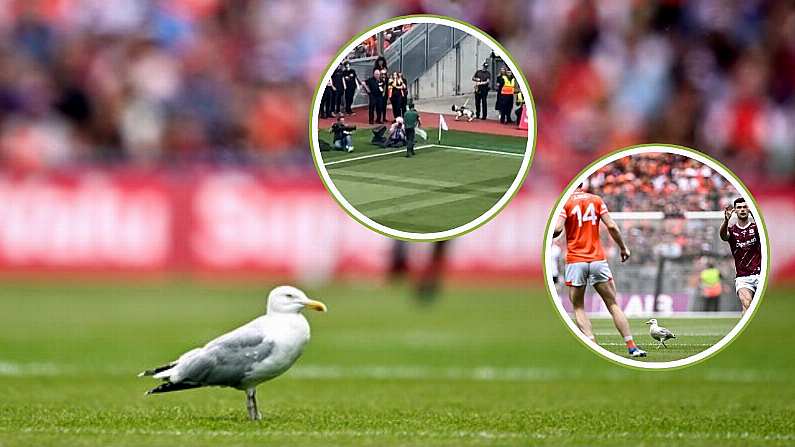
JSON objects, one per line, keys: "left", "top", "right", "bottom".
{"left": 139, "top": 285, "right": 327, "bottom": 420}
{"left": 645, "top": 318, "right": 676, "bottom": 348}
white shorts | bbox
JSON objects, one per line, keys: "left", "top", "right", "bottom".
{"left": 735, "top": 274, "right": 760, "bottom": 295}
{"left": 565, "top": 260, "right": 613, "bottom": 287}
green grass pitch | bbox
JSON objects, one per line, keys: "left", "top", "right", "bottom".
{"left": 0, "top": 280, "right": 793, "bottom": 446}
{"left": 589, "top": 317, "right": 740, "bottom": 361}
{"left": 319, "top": 128, "right": 526, "bottom": 233}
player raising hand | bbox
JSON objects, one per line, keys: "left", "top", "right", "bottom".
{"left": 720, "top": 198, "right": 761, "bottom": 313}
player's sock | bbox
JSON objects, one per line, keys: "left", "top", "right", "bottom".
{"left": 625, "top": 336, "right": 638, "bottom": 351}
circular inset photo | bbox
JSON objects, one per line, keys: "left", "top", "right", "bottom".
{"left": 544, "top": 145, "right": 769, "bottom": 369}
{"left": 310, "top": 15, "right": 535, "bottom": 241}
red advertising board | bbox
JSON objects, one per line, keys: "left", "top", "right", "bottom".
{"left": 0, "top": 170, "right": 792, "bottom": 279}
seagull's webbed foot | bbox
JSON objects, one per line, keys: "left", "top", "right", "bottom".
{"left": 246, "top": 388, "right": 262, "bottom": 421}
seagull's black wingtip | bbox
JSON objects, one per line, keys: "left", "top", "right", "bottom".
{"left": 146, "top": 381, "right": 202, "bottom": 395}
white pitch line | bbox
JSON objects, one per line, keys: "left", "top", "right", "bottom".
{"left": 593, "top": 332, "right": 731, "bottom": 337}
{"left": 324, "top": 148, "right": 412, "bottom": 166}
{"left": 324, "top": 143, "right": 522, "bottom": 166}
{"left": 433, "top": 144, "right": 524, "bottom": 158}
{"left": 584, "top": 312, "right": 741, "bottom": 319}
{"left": 599, "top": 342, "right": 716, "bottom": 347}
{"left": 1, "top": 361, "right": 790, "bottom": 383}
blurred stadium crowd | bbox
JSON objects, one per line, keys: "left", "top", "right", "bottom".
{"left": 586, "top": 153, "right": 737, "bottom": 275}
{"left": 587, "top": 153, "right": 737, "bottom": 213}
{"left": 607, "top": 219, "right": 730, "bottom": 266}
{"left": 0, "top": 0, "right": 792, "bottom": 188}
{"left": 350, "top": 25, "right": 414, "bottom": 59}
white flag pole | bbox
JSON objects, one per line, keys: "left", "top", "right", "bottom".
{"left": 438, "top": 114, "right": 448, "bottom": 144}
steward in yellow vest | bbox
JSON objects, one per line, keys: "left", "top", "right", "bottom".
{"left": 496, "top": 69, "right": 515, "bottom": 124}
{"left": 700, "top": 264, "right": 723, "bottom": 312}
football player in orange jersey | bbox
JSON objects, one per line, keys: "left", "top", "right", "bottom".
{"left": 553, "top": 185, "right": 647, "bottom": 358}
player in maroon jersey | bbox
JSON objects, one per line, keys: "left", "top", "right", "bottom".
{"left": 719, "top": 197, "right": 762, "bottom": 313}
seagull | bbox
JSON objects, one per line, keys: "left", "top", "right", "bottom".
{"left": 645, "top": 318, "right": 675, "bottom": 348}
{"left": 139, "top": 285, "right": 327, "bottom": 420}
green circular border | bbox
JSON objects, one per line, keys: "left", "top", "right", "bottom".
{"left": 541, "top": 143, "right": 771, "bottom": 371}
{"left": 308, "top": 14, "right": 538, "bottom": 242}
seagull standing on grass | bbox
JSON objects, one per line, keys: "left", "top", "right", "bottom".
{"left": 139, "top": 286, "right": 327, "bottom": 421}
{"left": 645, "top": 318, "right": 676, "bottom": 348}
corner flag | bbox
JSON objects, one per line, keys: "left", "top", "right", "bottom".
{"left": 438, "top": 114, "right": 449, "bottom": 143}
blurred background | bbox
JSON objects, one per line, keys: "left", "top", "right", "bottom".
{"left": 0, "top": 0, "right": 792, "bottom": 281}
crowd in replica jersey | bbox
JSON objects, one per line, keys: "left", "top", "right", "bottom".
{"left": 588, "top": 154, "right": 738, "bottom": 215}
{"left": 578, "top": 153, "right": 742, "bottom": 272}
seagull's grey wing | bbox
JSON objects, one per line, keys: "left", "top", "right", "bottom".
{"left": 659, "top": 327, "right": 675, "bottom": 338}
{"left": 174, "top": 325, "right": 275, "bottom": 388}
{"left": 649, "top": 329, "right": 661, "bottom": 340}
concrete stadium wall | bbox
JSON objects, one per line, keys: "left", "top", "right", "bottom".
{"left": 415, "top": 35, "right": 491, "bottom": 100}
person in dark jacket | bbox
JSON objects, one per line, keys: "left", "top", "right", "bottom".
{"left": 341, "top": 60, "right": 359, "bottom": 115}
{"left": 319, "top": 79, "right": 334, "bottom": 119}
{"left": 472, "top": 62, "right": 491, "bottom": 120}
{"left": 378, "top": 70, "right": 388, "bottom": 122}
{"left": 389, "top": 72, "right": 407, "bottom": 119}
{"left": 373, "top": 56, "right": 388, "bottom": 73}
{"left": 494, "top": 67, "right": 506, "bottom": 114}
{"left": 330, "top": 65, "right": 345, "bottom": 117}
{"left": 365, "top": 69, "right": 385, "bottom": 124}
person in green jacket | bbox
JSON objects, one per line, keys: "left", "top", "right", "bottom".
{"left": 402, "top": 101, "right": 421, "bottom": 158}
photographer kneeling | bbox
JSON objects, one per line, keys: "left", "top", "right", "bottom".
{"left": 330, "top": 117, "right": 356, "bottom": 152}
{"left": 379, "top": 117, "right": 407, "bottom": 148}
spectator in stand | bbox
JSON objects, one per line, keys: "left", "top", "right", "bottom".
{"left": 589, "top": 154, "right": 735, "bottom": 214}
{"left": 363, "top": 36, "right": 378, "bottom": 57}
{"left": 382, "top": 31, "right": 393, "bottom": 50}
{"left": 0, "top": 0, "right": 791, "bottom": 189}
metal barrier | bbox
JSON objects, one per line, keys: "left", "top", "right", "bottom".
{"left": 341, "top": 24, "right": 510, "bottom": 109}
{"left": 344, "top": 24, "right": 469, "bottom": 108}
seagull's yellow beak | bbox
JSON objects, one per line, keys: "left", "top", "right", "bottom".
{"left": 303, "top": 299, "right": 327, "bottom": 312}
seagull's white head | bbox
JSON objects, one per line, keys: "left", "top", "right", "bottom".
{"left": 645, "top": 319, "right": 658, "bottom": 326}
{"left": 267, "top": 285, "right": 327, "bottom": 315}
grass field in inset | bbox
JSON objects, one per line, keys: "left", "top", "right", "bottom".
{"left": 0, "top": 280, "right": 793, "bottom": 446}
{"left": 588, "top": 317, "right": 740, "bottom": 361}
{"left": 319, "top": 128, "right": 526, "bottom": 233}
